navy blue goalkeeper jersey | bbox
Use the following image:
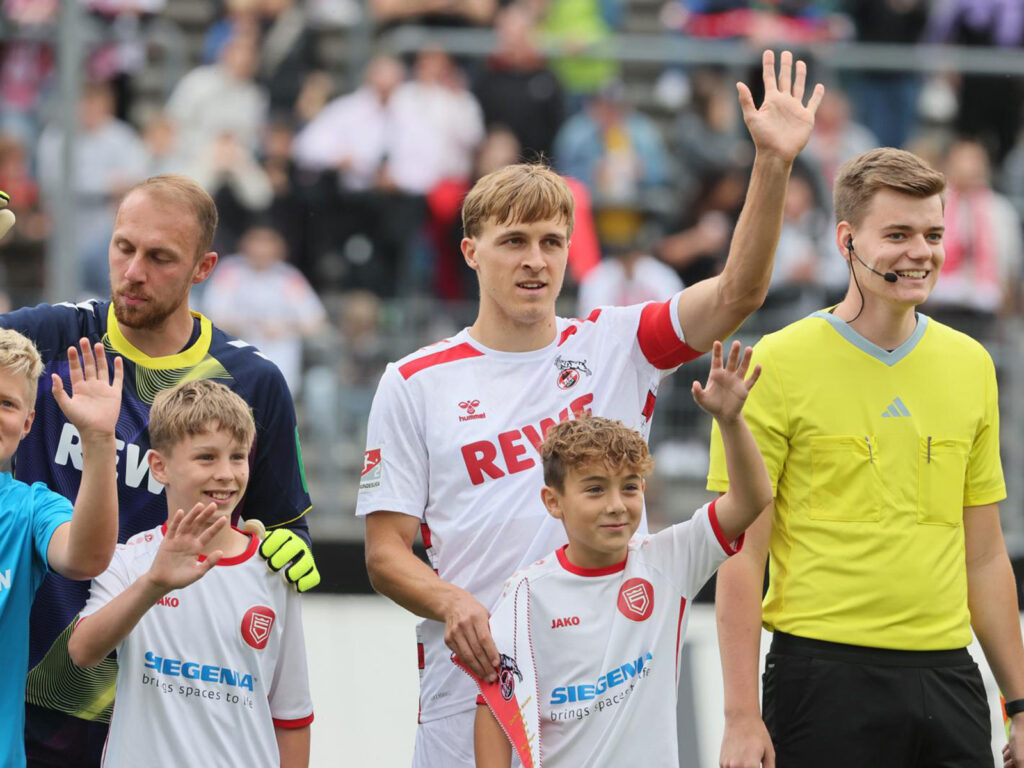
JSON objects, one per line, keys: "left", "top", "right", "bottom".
{"left": 0, "top": 300, "right": 311, "bottom": 725}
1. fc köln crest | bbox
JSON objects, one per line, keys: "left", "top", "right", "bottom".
{"left": 617, "top": 578, "right": 654, "bottom": 621}
{"left": 241, "top": 605, "right": 277, "bottom": 649}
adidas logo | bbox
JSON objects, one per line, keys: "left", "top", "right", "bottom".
{"left": 881, "top": 397, "right": 911, "bottom": 418}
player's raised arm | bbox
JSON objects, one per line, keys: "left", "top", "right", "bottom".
{"left": 365, "top": 511, "right": 501, "bottom": 682}
{"left": 677, "top": 51, "right": 824, "bottom": 353}
{"left": 691, "top": 341, "right": 771, "bottom": 541}
{"left": 46, "top": 339, "right": 123, "bottom": 581}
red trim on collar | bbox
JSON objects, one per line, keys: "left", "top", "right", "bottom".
{"left": 556, "top": 544, "right": 627, "bottom": 576}
{"left": 158, "top": 522, "right": 258, "bottom": 566}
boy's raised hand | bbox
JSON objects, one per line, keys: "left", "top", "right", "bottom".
{"left": 51, "top": 338, "right": 123, "bottom": 439}
{"left": 692, "top": 340, "right": 760, "bottom": 423}
{"left": 147, "top": 502, "right": 227, "bottom": 592}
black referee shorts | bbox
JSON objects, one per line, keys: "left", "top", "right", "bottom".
{"left": 762, "top": 632, "right": 992, "bottom": 768}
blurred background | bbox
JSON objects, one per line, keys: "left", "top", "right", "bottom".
{"left": 3, "top": 0, "right": 1024, "bottom": 566}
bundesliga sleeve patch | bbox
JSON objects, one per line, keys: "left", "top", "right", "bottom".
{"left": 360, "top": 447, "right": 383, "bottom": 491}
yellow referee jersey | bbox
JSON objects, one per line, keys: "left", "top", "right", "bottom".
{"left": 707, "top": 310, "right": 1006, "bottom": 650}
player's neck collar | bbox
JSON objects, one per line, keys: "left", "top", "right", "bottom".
{"left": 106, "top": 303, "right": 214, "bottom": 369}
{"left": 556, "top": 545, "right": 628, "bottom": 577}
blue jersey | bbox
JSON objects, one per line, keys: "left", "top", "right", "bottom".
{"left": 0, "top": 473, "right": 72, "bottom": 768}
{"left": 0, "top": 300, "right": 312, "bottom": 729}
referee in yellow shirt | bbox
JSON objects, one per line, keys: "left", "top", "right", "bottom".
{"left": 710, "top": 148, "right": 1024, "bottom": 768}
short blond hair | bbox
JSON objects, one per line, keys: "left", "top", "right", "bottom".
{"left": 149, "top": 380, "right": 255, "bottom": 454}
{"left": 121, "top": 174, "right": 219, "bottom": 258}
{"left": 0, "top": 328, "right": 43, "bottom": 401}
{"left": 461, "top": 163, "right": 575, "bottom": 239}
{"left": 834, "top": 148, "right": 946, "bottom": 227}
{"left": 541, "top": 414, "right": 653, "bottom": 492}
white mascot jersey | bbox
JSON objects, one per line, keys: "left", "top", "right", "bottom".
{"left": 458, "top": 501, "right": 740, "bottom": 767}
{"left": 356, "top": 294, "right": 700, "bottom": 722}
{"left": 79, "top": 525, "right": 313, "bottom": 767}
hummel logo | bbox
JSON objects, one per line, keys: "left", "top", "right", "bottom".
{"left": 881, "top": 397, "right": 911, "bottom": 418}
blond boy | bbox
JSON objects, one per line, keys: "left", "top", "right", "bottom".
{"left": 0, "top": 329, "right": 121, "bottom": 767}
{"left": 69, "top": 380, "right": 312, "bottom": 768}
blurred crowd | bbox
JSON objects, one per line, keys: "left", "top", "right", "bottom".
{"left": 1, "top": 0, "right": 1023, "bottom": 475}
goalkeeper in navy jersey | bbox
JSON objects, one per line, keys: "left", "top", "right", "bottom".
{"left": 0, "top": 175, "right": 319, "bottom": 768}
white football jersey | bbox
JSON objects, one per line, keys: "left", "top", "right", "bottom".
{"left": 356, "top": 294, "right": 700, "bottom": 722}
{"left": 79, "top": 525, "right": 313, "bottom": 768}
{"left": 483, "top": 501, "right": 740, "bottom": 767}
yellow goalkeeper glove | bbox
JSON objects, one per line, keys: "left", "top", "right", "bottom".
{"left": 243, "top": 520, "right": 321, "bottom": 592}
{"left": 0, "top": 191, "right": 15, "bottom": 240}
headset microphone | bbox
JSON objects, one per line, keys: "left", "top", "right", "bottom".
{"left": 847, "top": 239, "right": 898, "bottom": 283}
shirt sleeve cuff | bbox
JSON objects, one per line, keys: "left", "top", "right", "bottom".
{"left": 708, "top": 498, "right": 744, "bottom": 556}
{"left": 273, "top": 713, "right": 314, "bottom": 729}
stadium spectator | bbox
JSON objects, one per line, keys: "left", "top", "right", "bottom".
{"left": 536, "top": 0, "right": 621, "bottom": 105}
{"left": 0, "top": 0, "right": 56, "bottom": 150}
{"left": 166, "top": 28, "right": 268, "bottom": 163}
{"left": 926, "top": 138, "right": 1023, "bottom": 334}
{"left": 553, "top": 80, "right": 671, "bottom": 211}
{"left": 576, "top": 212, "right": 683, "bottom": 316}
{"left": 188, "top": 132, "right": 274, "bottom": 254}
{"left": 765, "top": 169, "right": 836, "bottom": 317}
{"left": 711, "top": 146, "right": 1024, "bottom": 768}
{"left": 369, "top": 0, "right": 497, "bottom": 29}
{"left": 671, "top": 68, "right": 754, "bottom": 208}
{"left": 803, "top": 88, "right": 877, "bottom": 189}
{"left": 36, "top": 80, "right": 147, "bottom": 297}
{"left": 659, "top": 163, "right": 747, "bottom": 286}
{"left": 845, "top": 0, "right": 928, "bottom": 149}
{"left": 926, "top": 0, "right": 1024, "bottom": 162}
{"left": 6, "top": 174, "right": 318, "bottom": 768}
{"left": 201, "top": 223, "right": 327, "bottom": 395}
{"left": 473, "top": 4, "right": 565, "bottom": 161}
{"left": 258, "top": 120, "right": 310, "bottom": 277}
{"left": 139, "top": 110, "right": 186, "bottom": 177}
{"left": 358, "top": 50, "right": 823, "bottom": 768}
{"left": 293, "top": 52, "right": 483, "bottom": 295}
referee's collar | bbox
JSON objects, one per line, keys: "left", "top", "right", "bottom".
{"left": 813, "top": 309, "right": 929, "bottom": 366}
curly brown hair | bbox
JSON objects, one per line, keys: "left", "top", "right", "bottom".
{"left": 541, "top": 414, "right": 654, "bottom": 492}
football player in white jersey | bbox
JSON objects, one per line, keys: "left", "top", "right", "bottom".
{"left": 465, "top": 341, "right": 770, "bottom": 767}
{"left": 358, "top": 50, "right": 823, "bottom": 767}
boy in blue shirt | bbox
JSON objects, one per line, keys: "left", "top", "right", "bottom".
{"left": 0, "top": 330, "right": 122, "bottom": 767}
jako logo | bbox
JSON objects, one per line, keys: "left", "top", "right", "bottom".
{"left": 156, "top": 596, "right": 179, "bottom": 608}
{"left": 550, "top": 616, "right": 580, "bottom": 629}
{"left": 550, "top": 652, "right": 653, "bottom": 704}
{"left": 458, "top": 399, "right": 486, "bottom": 422}
{"left": 144, "top": 651, "right": 254, "bottom": 690}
